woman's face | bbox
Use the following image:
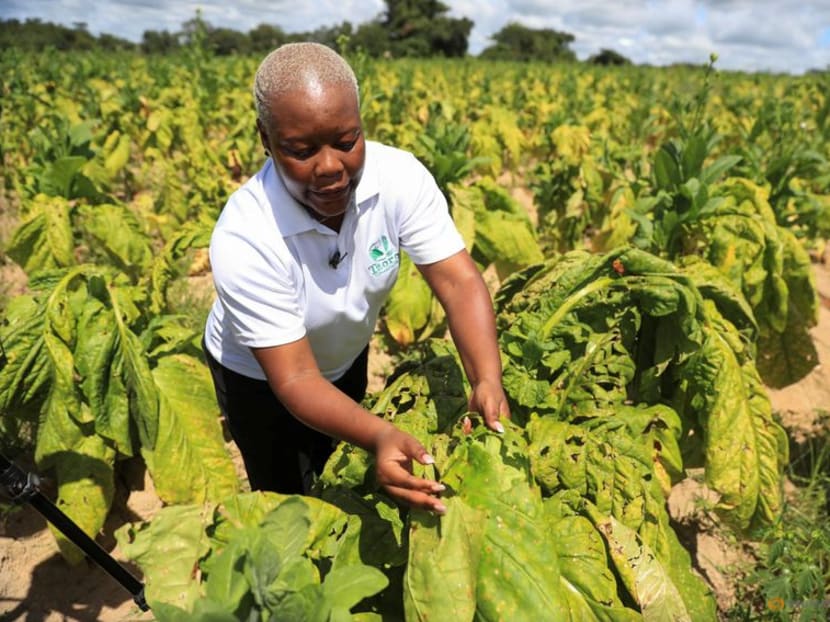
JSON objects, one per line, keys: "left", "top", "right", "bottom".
{"left": 258, "top": 82, "right": 365, "bottom": 221}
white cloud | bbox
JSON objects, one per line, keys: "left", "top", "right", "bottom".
{"left": 1, "top": 0, "right": 828, "bottom": 73}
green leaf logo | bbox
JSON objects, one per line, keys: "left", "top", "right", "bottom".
{"left": 369, "top": 235, "right": 390, "bottom": 260}
{"left": 367, "top": 235, "right": 398, "bottom": 276}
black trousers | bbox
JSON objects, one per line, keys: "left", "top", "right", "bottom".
{"left": 204, "top": 343, "right": 368, "bottom": 494}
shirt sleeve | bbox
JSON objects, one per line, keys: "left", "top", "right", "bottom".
{"left": 209, "top": 213, "right": 306, "bottom": 349}
{"left": 396, "top": 153, "right": 466, "bottom": 265}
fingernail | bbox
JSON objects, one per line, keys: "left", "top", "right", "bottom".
{"left": 495, "top": 422, "right": 505, "bottom": 434}
{"left": 422, "top": 454, "right": 435, "bottom": 464}
{"left": 434, "top": 483, "right": 446, "bottom": 492}
{"left": 434, "top": 503, "right": 447, "bottom": 514}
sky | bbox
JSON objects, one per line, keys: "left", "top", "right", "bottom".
{"left": 2, "top": 0, "right": 829, "bottom": 74}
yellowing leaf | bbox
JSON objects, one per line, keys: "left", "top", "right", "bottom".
{"left": 48, "top": 434, "right": 116, "bottom": 565}
{"left": 551, "top": 125, "right": 592, "bottom": 167}
{"left": 6, "top": 195, "right": 75, "bottom": 273}
{"left": 143, "top": 354, "right": 238, "bottom": 504}
{"left": 384, "top": 253, "right": 433, "bottom": 347}
{"left": 116, "top": 503, "right": 213, "bottom": 610}
{"left": 103, "top": 131, "right": 131, "bottom": 178}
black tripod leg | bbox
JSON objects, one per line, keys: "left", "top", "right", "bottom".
{"left": 1, "top": 455, "right": 150, "bottom": 612}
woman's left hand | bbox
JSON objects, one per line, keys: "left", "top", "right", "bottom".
{"left": 468, "top": 378, "right": 510, "bottom": 433}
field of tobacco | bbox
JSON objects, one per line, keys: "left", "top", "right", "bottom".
{"left": 1, "top": 44, "right": 829, "bottom": 621}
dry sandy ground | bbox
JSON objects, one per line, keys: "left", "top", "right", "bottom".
{"left": 1, "top": 256, "right": 828, "bottom": 621}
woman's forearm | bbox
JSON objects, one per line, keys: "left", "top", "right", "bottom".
{"left": 251, "top": 345, "right": 392, "bottom": 452}
{"left": 420, "top": 252, "right": 503, "bottom": 388}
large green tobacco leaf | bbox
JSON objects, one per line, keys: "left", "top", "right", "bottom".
{"left": 677, "top": 311, "right": 788, "bottom": 529}
{"left": 78, "top": 203, "right": 153, "bottom": 277}
{"left": 212, "top": 493, "right": 352, "bottom": 566}
{"left": 433, "top": 427, "right": 571, "bottom": 621}
{"left": 453, "top": 177, "right": 544, "bottom": 279}
{"left": 499, "top": 249, "right": 704, "bottom": 422}
{"left": 527, "top": 418, "right": 674, "bottom": 563}
{"left": 148, "top": 220, "right": 213, "bottom": 314}
{"left": 319, "top": 487, "right": 407, "bottom": 569}
{"left": 495, "top": 248, "right": 609, "bottom": 331}
{"left": 676, "top": 256, "right": 758, "bottom": 343}
{"left": 0, "top": 295, "right": 50, "bottom": 445}
{"left": 754, "top": 226, "right": 819, "bottom": 387}
{"left": 475, "top": 208, "right": 546, "bottom": 280}
{"left": 142, "top": 354, "right": 238, "bottom": 504}
{"left": 370, "top": 339, "right": 469, "bottom": 434}
{"left": 543, "top": 494, "right": 642, "bottom": 622}
{"left": 384, "top": 252, "right": 439, "bottom": 346}
{"left": 589, "top": 404, "right": 685, "bottom": 494}
{"left": 5, "top": 194, "right": 75, "bottom": 274}
{"left": 689, "top": 181, "right": 787, "bottom": 328}
{"left": 663, "top": 528, "right": 718, "bottom": 622}
{"left": 447, "top": 183, "right": 478, "bottom": 250}
{"left": 583, "top": 503, "right": 693, "bottom": 622}
{"left": 756, "top": 311, "right": 819, "bottom": 389}
{"left": 404, "top": 497, "right": 485, "bottom": 621}
{"left": 109, "top": 289, "right": 159, "bottom": 450}
{"left": 208, "top": 491, "right": 287, "bottom": 545}
{"left": 680, "top": 178, "right": 819, "bottom": 385}
{"left": 527, "top": 417, "right": 714, "bottom": 618}
{"left": 47, "top": 437, "right": 115, "bottom": 564}
{"left": 120, "top": 493, "right": 386, "bottom": 620}
{"left": 74, "top": 295, "right": 132, "bottom": 455}
{"left": 317, "top": 442, "right": 375, "bottom": 492}
{"left": 35, "top": 387, "right": 116, "bottom": 564}
{"left": 321, "top": 565, "right": 389, "bottom": 621}
{"left": 116, "top": 503, "right": 214, "bottom": 610}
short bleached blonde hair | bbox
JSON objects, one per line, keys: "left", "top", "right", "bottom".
{"left": 253, "top": 42, "right": 359, "bottom": 126}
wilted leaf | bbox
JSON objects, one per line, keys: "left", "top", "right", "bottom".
{"left": 384, "top": 252, "right": 434, "bottom": 346}
{"left": 116, "top": 503, "right": 214, "bottom": 610}
{"left": 143, "top": 354, "right": 237, "bottom": 504}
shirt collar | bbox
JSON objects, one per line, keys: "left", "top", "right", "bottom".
{"left": 261, "top": 141, "right": 380, "bottom": 237}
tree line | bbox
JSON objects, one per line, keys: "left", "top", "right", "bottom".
{"left": 0, "top": 0, "right": 631, "bottom": 65}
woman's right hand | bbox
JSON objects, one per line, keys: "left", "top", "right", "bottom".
{"left": 372, "top": 425, "right": 447, "bottom": 514}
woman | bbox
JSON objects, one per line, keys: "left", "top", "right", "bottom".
{"left": 203, "top": 42, "right": 509, "bottom": 514}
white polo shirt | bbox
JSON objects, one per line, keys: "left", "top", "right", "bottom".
{"left": 203, "top": 140, "right": 465, "bottom": 381}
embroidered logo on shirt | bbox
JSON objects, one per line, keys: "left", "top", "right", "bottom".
{"left": 367, "top": 235, "right": 398, "bottom": 276}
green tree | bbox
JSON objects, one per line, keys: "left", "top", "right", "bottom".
{"left": 588, "top": 48, "right": 631, "bottom": 66}
{"left": 97, "top": 33, "right": 136, "bottom": 52}
{"left": 65, "top": 22, "right": 96, "bottom": 50}
{"left": 0, "top": 18, "right": 102, "bottom": 51}
{"left": 479, "top": 22, "right": 576, "bottom": 62}
{"left": 380, "top": 0, "right": 471, "bottom": 57}
{"left": 141, "top": 29, "right": 181, "bottom": 54}
{"left": 303, "top": 21, "right": 356, "bottom": 49}
{"left": 351, "top": 21, "right": 392, "bottom": 57}
{"left": 248, "top": 23, "right": 287, "bottom": 52}
{"left": 206, "top": 27, "right": 250, "bottom": 55}
{"left": 428, "top": 16, "right": 472, "bottom": 57}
